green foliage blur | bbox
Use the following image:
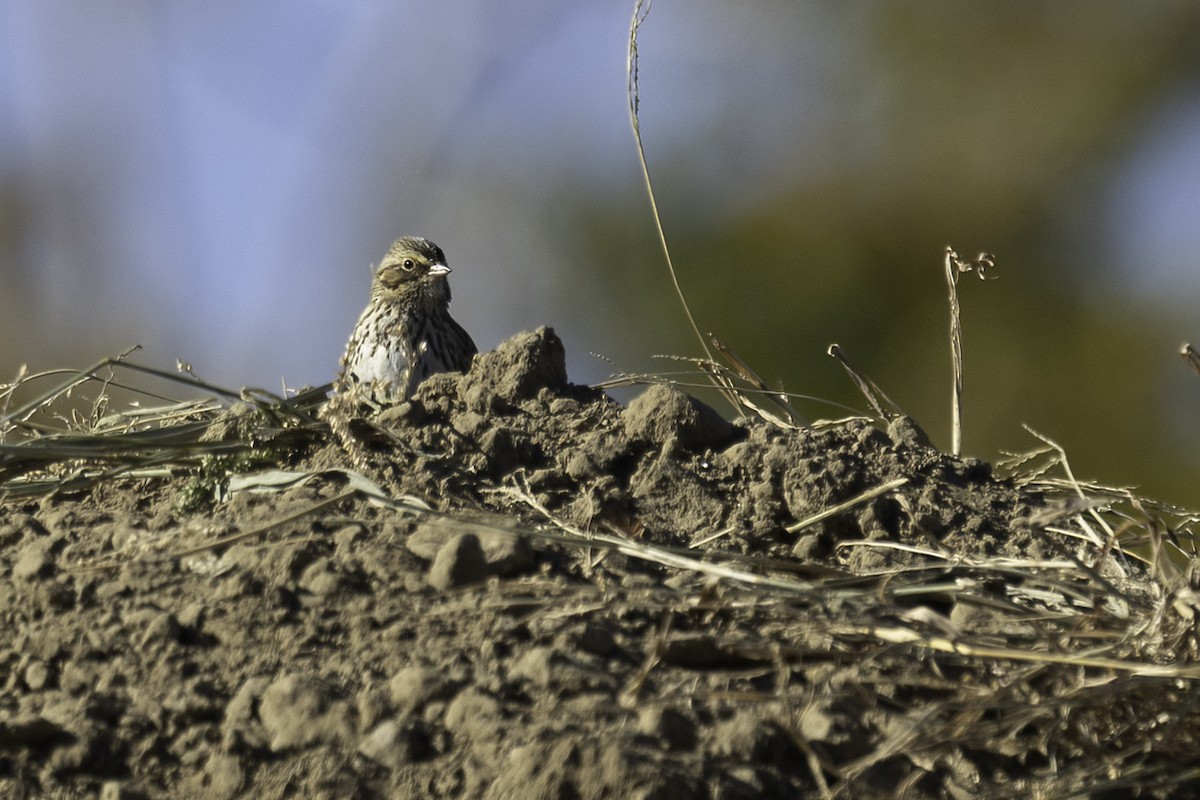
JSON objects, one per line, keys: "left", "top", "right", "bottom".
{"left": 569, "top": 2, "right": 1200, "bottom": 506}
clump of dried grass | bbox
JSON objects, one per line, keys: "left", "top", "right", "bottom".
{"left": 0, "top": 352, "right": 326, "bottom": 505}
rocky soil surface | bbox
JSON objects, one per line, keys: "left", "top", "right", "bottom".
{"left": 1, "top": 328, "right": 1192, "bottom": 799}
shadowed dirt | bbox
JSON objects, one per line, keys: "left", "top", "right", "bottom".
{"left": 1, "top": 328, "right": 1194, "bottom": 799}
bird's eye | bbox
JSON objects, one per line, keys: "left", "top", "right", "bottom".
{"left": 401, "top": 259, "right": 416, "bottom": 271}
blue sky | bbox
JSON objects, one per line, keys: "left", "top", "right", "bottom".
{"left": 1, "top": 1, "right": 1198, "bottom": 392}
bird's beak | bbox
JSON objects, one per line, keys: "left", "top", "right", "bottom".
{"left": 429, "top": 263, "right": 451, "bottom": 277}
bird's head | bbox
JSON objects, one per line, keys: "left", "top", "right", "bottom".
{"left": 372, "top": 236, "right": 453, "bottom": 304}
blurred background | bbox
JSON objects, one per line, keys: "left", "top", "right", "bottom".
{"left": 2, "top": 1, "right": 1199, "bottom": 504}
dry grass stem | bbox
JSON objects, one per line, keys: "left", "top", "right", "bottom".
{"left": 943, "top": 247, "right": 996, "bottom": 456}
{"left": 1182, "top": 341, "right": 1200, "bottom": 377}
{"left": 785, "top": 477, "right": 908, "bottom": 533}
{"left": 827, "top": 343, "right": 905, "bottom": 419}
{"left": 627, "top": 0, "right": 748, "bottom": 416}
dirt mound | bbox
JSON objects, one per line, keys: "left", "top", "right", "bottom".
{"left": 342, "top": 328, "right": 1049, "bottom": 564}
{"left": 1, "top": 328, "right": 1194, "bottom": 799}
